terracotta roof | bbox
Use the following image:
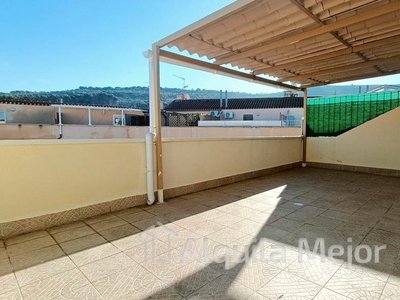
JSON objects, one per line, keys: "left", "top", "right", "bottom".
{"left": 0, "top": 99, "right": 51, "bottom": 106}
{"left": 0, "top": 98, "right": 139, "bottom": 110}
{"left": 164, "top": 97, "right": 303, "bottom": 111}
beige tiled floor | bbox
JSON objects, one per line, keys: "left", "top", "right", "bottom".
{"left": 1, "top": 167, "right": 400, "bottom": 299}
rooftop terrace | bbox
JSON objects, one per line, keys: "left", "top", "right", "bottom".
{"left": 1, "top": 168, "right": 399, "bottom": 299}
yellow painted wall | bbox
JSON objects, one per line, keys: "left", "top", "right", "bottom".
{"left": 163, "top": 137, "right": 302, "bottom": 189}
{"left": 0, "top": 140, "right": 147, "bottom": 223}
{"left": 1, "top": 137, "right": 302, "bottom": 223}
{"left": 307, "top": 106, "right": 400, "bottom": 170}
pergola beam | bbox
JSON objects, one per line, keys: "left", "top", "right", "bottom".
{"left": 254, "top": 35, "right": 400, "bottom": 75}
{"left": 160, "top": 50, "right": 304, "bottom": 91}
{"left": 307, "top": 70, "right": 400, "bottom": 87}
{"left": 282, "top": 55, "right": 400, "bottom": 82}
{"left": 215, "top": 1, "right": 400, "bottom": 65}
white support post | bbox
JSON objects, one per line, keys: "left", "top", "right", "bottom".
{"left": 151, "top": 44, "right": 164, "bottom": 203}
{"left": 121, "top": 109, "right": 125, "bottom": 126}
{"left": 302, "top": 88, "right": 307, "bottom": 167}
{"left": 144, "top": 50, "right": 156, "bottom": 134}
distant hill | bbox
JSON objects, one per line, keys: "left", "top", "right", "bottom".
{"left": 0, "top": 85, "right": 393, "bottom": 109}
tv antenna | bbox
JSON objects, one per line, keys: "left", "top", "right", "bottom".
{"left": 173, "top": 75, "right": 188, "bottom": 89}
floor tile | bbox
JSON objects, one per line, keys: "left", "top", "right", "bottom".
{"left": 210, "top": 212, "right": 243, "bottom": 227}
{"left": 163, "top": 261, "right": 221, "bottom": 297}
{"left": 155, "top": 228, "right": 202, "bottom": 249}
{"left": 79, "top": 252, "right": 137, "bottom": 282}
{"left": 187, "top": 221, "right": 224, "bottom": 236}
{"left": 141, "top": 249, "right": 193, "bottom": 278}
{"left": 226, "top": 259, "right": 281, "bottom": 291}
{"left": 68, "top": 242, "right": 120, "bottom": 267}
{"left": 20, "top": 268, "right": 90, "bottom": 300}
{"left": 265, "top": 207, "right": 295, "bottom": 217}
{"left": 131, "top": 216, "right": 169, "bottom": 230}
{"left": 257, "top": 270, "right": 322, "bottom": 299}
{"left": 325, "top": 265, "right": 386, "bottom": 299}
{"left": 339, "top": 262, "right": 390, "bottom": 284}
{"left": 98, "top": 223, "right": 140, "bottom": 242}
{"left": 0, "top": 289, "right": 23, "bottom": 300}
{"left": 344, "top": 211, "right": 380, "bottom": 227}
{"left": 118, "top": 211, "right": 155, "bottom": 223}
{"left": 111, "top": 232, "right": 146, "bottom": 251}
{"left": 0, "top": 258, "right": 13, "bottom": 276}
{"left": 58, "top": 283, "right": 104, "bottom": 300}
{"left": 246, "top": 211, "right": 281, "bottom": 225}
{"left": 89, "top": 216, "right": 128, "bottom": 232}
{"left": 287, "top": 253, "right": 341, "bottom": 285}
{"left": 257, "top": 225, "right": 291, "bottom": 242}
{"left": 92, "top": 265, "right": 158, "bottom": 299}
{"left": 0, "top": 272, "right": 19, "bottom": 296}
{"left": 0, "top": 248, "right": 7, "bottom": 261}
{"left": 305, "top": 215, "right": 342, "bottom": 230}
{"left": 47, "top": 221, "right": 87, "bottom": 235}
{"left": 85, "top": 213, "right": 116, "bottom": 225}
{"left": 5, "top": 230, "right": 49, "bottom": 246}
{"left": 229, "top": 219, "right": 265, "bottom": 236}
{"left": 10, "top": 245, "right": 65, "bottom": 271}
{"left": 381, "top": 282, "right": 400, "bottom": 299}
{"left": 15, "top": 256, "right": 76, "bottom": 287}
{"left": 113, "top": 206, "right": 145, "bottom": 217}
{"left": 268, "top": 218, "right": 305, "bottom": 233}
{"left": 134, "top": 280, "right": 182, "bottom": 299}
{"left": 59, "top": 233, "right": 107, "bottom": 254}
{"left": 256, "top": 242, "right": 299, "bottom": 269}
{"left": 320, "top": 210, "right": 353, "bottom": 221}
{"left": 6, "top": 235, "right": 56, "bottom": 257}
{"left": 365, "top": 229, "right": 400, "bottom": 247}
{"left": 313, "top": 288, "right": 350, "bottom": 299}
{"left": 187, "top": 274, "right": 253, "bottom": 300}
{"left": 205, "top": 228, "right": 246, "bottom": 245}
{"left": 52, "top": 225, "right": 96, "bottom": 243}
{"left": 124, "top": 239, "right": 170, "bottom": 263}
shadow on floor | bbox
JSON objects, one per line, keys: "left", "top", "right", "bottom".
{"left": 1, "top": 167, "right": 400, "bottom": 299}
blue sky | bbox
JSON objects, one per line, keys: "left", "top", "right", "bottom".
{"left": 1, "top": 0, "right": 399, "bottom": 94}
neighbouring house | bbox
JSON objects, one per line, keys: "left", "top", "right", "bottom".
{"left": 164, "top": 97, "right": 303, "bottom": 127}
{"left": 0, "top": 100, "right": 57, "bottom": 125}
{"left": 0, "top": 99, "right": 144, "bottom": 139}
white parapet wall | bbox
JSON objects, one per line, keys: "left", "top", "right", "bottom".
{"left": 198, "top": 120, "right": 302, "bottom": 127}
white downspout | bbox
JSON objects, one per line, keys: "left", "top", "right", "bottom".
{"left": 145, "top": 131, "right": 155, "bottom": 205}
{"left": 88, "top": 108, "right": 92, "bottom": 126}
{"left": 143, "top": 49, "right": 157, "bottom": 205}
{"left": 57, "top": 106, "right": 63, "bottom": 139}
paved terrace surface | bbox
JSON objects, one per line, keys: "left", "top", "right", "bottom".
{"left": 1, "top": 168, "right": 400, "bottom": 299}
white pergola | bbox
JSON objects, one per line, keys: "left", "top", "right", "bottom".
{"left": 146, "top": 0, "right": 400, "bottom": 200}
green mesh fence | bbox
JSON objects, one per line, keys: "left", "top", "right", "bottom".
{"left": 306, "top": 91, "right": 400, "bottom": 137}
